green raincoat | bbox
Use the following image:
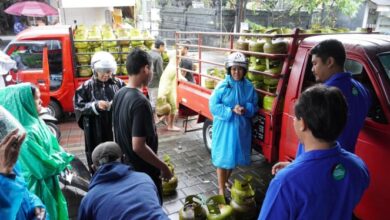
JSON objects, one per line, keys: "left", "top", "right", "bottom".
{"left": 0, "top": 83, "right": 74, "bottom": 220}
{"left": 157, "top": 52, "right": 183, "bottom": 113}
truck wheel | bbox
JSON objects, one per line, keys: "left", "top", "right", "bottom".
{"left": 48, "top": 100, "right": 63, "bottom": 120}
{"left": 202, "top": 119, "right": 213, "bottom": 153}
{"left": 46, "top": 122, "right": 61, "bottom": 142}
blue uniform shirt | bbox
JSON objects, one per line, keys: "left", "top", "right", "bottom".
{"left": 78, "top": 162, "right": 168, "bottom": 220}
{"left": 259, "top": 144, "right": 370, "bottom": 220}
{"left": 297, "top": 72, "right": 371, "bottom": 156}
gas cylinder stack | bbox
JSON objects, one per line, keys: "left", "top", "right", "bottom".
{"left": 233, "top": 28, "right": 288, "bottom": 112}
{"left": 73, "top": 25, "right": 155, "bottom": 77}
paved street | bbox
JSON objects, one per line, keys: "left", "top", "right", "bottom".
{"left": 59, "top": 115, "right": 273, "bottom": 219}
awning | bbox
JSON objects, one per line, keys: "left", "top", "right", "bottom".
{"left": 60, "top": 0, "right": 135, "bottom": 8}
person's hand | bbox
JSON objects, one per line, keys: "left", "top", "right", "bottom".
{"left": 34, "top": 207, "right": 46, "bottom": 220}
{"left": 97, "top": 100, "right": 110, "bottom": 111}
{"left": 233, "top": 105, "right": 245, "bottom": 115}
{"left": 160, "top": 163, "right": 173, "bottom": 181}
{"left": 271, "top": 161, "right": 291, "bottom": 175}
{"left": 0, "top": 129, "right": 26, "bottom": 174}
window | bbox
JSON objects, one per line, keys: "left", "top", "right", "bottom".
{"left": 10, "top": 40, "right": 64, "bottom": 91}
{"left": 301, "top": 56, "right": 387, "bottom": 124}
{"left": 46, "top": 40, "right": 63, "bottom": 91}
{"left": 11, "top": 46, "right": 43, "bottom": 70}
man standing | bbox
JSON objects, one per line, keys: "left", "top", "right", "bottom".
{"left": 148, "top": 39, "right": 165, "bottom": 120}
{"left": 179, "top": 40, "right": 194, "bottom": 83}
{"left": 272, "top": 39, "right": 371, "bottom": 173}
{"left": 112, "top": 48, "right": 172, "bottom": 204}
{"left": 78, "top": 142, "right": 169, "bottom": 220}
{"left": 258, "top": 85, "right": 370, "bottom": 220}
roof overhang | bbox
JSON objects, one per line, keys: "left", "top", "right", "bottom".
{"left": 371, "top": 0, "right": 390, "bottom": 12}
{"left": 60, "top": 0, "right": 135, "bottom": 9}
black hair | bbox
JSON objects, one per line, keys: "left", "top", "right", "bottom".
{"left": 126, "top": 48, "right": 152, "bottom": 75}
{"left": 294, "top": 85, "right": 347, "bottom": 142}
{"left": 30, "top": 84, "right": 38, "bottom": 97}
{"left": 310, "top": 39, "right": 346, "bottom": 67}
{"left": 181, "top": 40, "right": 191, "bottom": 50}
{"left": 154, "top": 39, "right": 165, "bottom": 49}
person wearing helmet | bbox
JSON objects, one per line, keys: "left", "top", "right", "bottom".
{"left": 209, "top": 52, "right": 258, "bottom": 198}
{"left": 74, "top": 51, "right": 126, "bottom": 174}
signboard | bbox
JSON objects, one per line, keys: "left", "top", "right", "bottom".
{"left": 253, "top": 114, "right": 265, "bottom": 142}
{"left": 60, "top": 0, "right": 135, "bottom": 8}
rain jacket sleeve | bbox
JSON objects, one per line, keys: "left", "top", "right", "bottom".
{"left": 0, "top": 173, "right": 24, "bottom": 220}
{"left": 0, "top": 164, "right": 46, "bottom": 220}
{"left": 243, "top": 83, "right": 258, "bottom": 118}
{"left": 19, "top": 132, "right": 74, "bottom": 179}
{"left": 209, "top": 81, "right": 233, "bottom": 121}
{"left": 74, "top": 81, "right": 99, "bottom": 117}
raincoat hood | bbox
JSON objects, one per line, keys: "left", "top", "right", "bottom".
{"left": 90, "top": 162, "right": 131, "bottom": 189}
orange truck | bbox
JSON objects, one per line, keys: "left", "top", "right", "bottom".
{"left": 3, "top": 25, "right": 148, "bottom": 118}
{"left": 176, "top": 30, "right": 390, "bottom": 219}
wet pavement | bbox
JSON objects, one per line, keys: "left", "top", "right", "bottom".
{"left": 59, "top": 115, "right": 273, "bottom": 219}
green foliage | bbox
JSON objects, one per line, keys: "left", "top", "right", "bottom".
{"left": 288, "top": 0, "right": 364, "bottom": 27}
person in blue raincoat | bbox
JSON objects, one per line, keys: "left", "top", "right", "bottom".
{"left": 209, "top": 52, "right": 258, "bottom": 197}
{"left": 258, "top": 85, "right": 369, "bottom": 220}
{"left": 0, "top": 129, "right": 47, "bottom": 220}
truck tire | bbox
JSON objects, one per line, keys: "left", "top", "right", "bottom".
{"left": 48, "top": 100, "right": 63, "bottom": 120}
{"left": 202, "top": 119, "right": 213, "bottom": 153}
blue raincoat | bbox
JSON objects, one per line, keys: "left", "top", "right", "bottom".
{"left": 0, "top": 163, "right": 46, "bottom": 220}
{"left": 209, "top": 75, "right": 258, "bottom": 169}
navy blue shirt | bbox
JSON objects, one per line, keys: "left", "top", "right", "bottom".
{"left": 297, "top": 72, "right": 371, "bottom": 155}
{"left": 78, "top": 163, "right": 168, "bottom": 220}
{"left": 259, "top": 144, "right": 370, "bottom": 220}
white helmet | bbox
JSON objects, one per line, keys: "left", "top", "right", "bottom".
{"left": 225, "top": 52, "right": 248, "bottom": 74}
{"left": 91, "top": 51, "right": 117, "bottom": 75}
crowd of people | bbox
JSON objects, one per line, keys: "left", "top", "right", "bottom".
{"left": 0, "top": 37, "right": 372, "bottom": 219}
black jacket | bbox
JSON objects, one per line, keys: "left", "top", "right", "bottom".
{"left": 74, "top": 76, "right": 125, "bottom": 171}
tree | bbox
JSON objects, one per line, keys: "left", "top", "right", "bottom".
{"left": 288, "top": 0, "right": 364, "bottom": 27}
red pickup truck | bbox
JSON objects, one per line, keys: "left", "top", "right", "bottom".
{"left": 3, "top": 25, "right": 148, "bottom": 118}
{"left": 176, "top": 30, "right": 390, "bottom": 219}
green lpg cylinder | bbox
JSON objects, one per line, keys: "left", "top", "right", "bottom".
{"left": 206, "top": 195, "right": 234, "bottom": 220}
{"left": 179, "top": 195, "right": 207, "bottom": 220}
{"left": 263, "top": 95, "right": 275, "bottom": 111}
{"left": 230, "top": 176, "right": 257, "bottom": 220}
{"left": 162, "top": 154, "right": 178, "bottom": 196}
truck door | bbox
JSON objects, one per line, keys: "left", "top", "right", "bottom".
{"left": 4, "top": 41, "right": 51, "bottom": 106}
{"left": 347, "top": 55, "right": 390, "bottom": 219}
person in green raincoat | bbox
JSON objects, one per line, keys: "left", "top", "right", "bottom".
{"left": 157, "top": 51, "right": 186, "bottom": 131}
{"left": 0, "top": 83, "right": 74, "bottom": 220}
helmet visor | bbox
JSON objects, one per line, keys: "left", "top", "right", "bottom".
{"left": 95, "top": 68, "right": 114, "bottom": 74}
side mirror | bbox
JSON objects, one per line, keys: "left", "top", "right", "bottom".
{"left": 5, "top": 75, "right": 12, "bottom": 82}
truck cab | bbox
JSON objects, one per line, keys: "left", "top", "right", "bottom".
{"left": 278, "top": 34, "right": 390, "bottom": 219}
{"left": 175, "top": 31, "right": 390, "bottom": 219}
{"left": 4, "top": 25, "right": 79, "bottom": 118}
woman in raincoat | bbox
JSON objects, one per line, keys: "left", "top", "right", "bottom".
{"left": 0, "top": 83, "right": 74, "bottom": 220}
{"left": 209, "top": 52, "right": 258, "bottom": 197}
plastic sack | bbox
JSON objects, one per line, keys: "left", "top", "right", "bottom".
{"left": 0, "top": 105, "right": 25, "bottom": 143}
